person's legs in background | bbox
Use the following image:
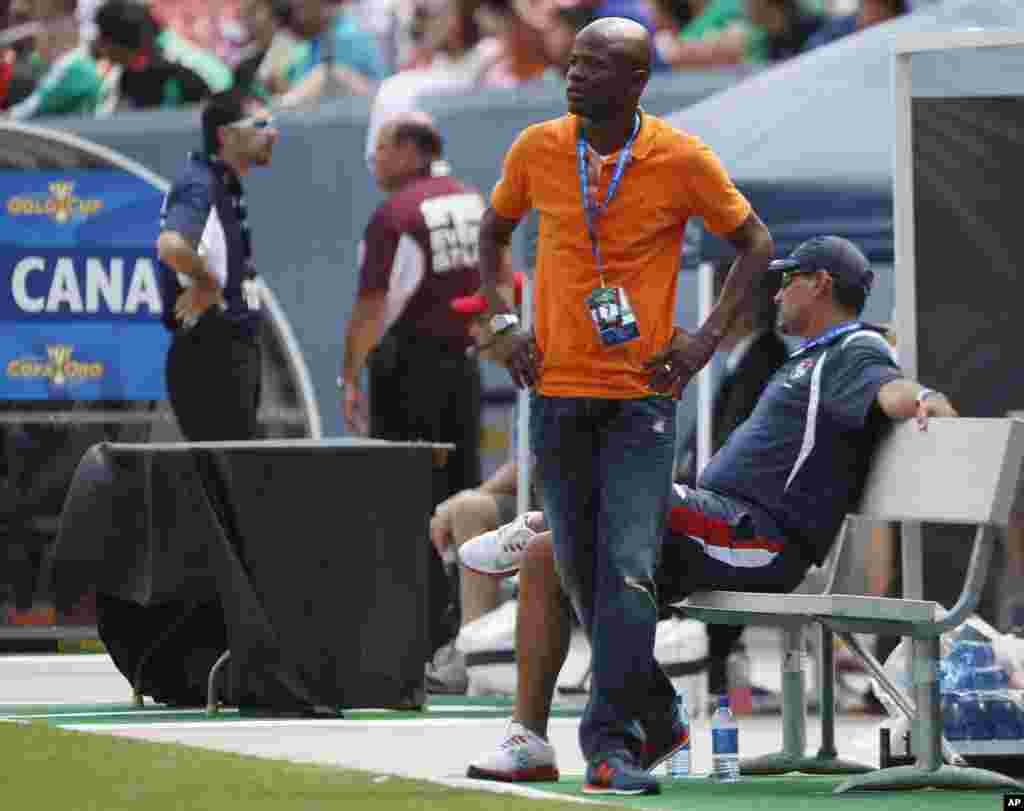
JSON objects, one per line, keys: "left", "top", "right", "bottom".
{"left": 869, "top": 523, "right": 901, "bottom": 688}
{"left": 369, "top": 333, "right": 476, "bottom": 657}
{"left": 466, "top": 532, "right": 570, "bottom": 781}
{"left": 165, "top": 320, "right": 262, "bottom": 442}
{"left": 421, "top": 351, "right": 485, "bottom": 687}
{"left": 459, "top": 499, "right": 508, "bottom": 623}
{"left": 706, "top": 623, "right": 745, "bottom": 697}
{"left": 1001, "top": 518, "right": 1024, "bottom": 633}
{"left": 425, "top": 489, "right": 516, "bottom": 693}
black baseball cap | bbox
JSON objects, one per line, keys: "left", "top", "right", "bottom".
{"left": 769, "top": 235, "right": 874, "bottom": 295}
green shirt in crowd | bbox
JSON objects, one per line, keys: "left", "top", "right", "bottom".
{"left": 9, "top": 45, "right": 102, "bottom": 119}
{"left": 677, "top": 0, "right": 824, "bottom": 64}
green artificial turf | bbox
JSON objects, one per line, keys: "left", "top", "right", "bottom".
{"left": 0, "top": 721, "right": 584, "bottom": 811}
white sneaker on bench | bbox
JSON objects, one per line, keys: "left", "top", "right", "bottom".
{"left": 459, "top": 512, "right": 543, "bottom": 577}
{"left": 466, "top": 721, "right": 560, "bottom": 782}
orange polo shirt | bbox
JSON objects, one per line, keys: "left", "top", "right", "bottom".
{"left": 491, "top": 112, "right": 751, "bottom": 399}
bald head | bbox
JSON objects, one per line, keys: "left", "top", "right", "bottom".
{"left": 565, "top": 17, "right": 652, "bottom": 123}
{"left": 372, "top": 110, "right": 445, "bottom": 193}
{"left": 576, "top": 17, "right": 652, "bottom": 73}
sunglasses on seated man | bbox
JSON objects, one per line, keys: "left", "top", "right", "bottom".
{"left": 228, "top": 114, "right": 276, "bottom": 130}
{"left": 779, "top": 268, "right": 826, "bottom": 289}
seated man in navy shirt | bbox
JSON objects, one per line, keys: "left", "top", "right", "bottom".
{"left": 458, "top": 235, "right": 959, "bottom": 794}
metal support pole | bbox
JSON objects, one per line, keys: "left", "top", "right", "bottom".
{"left": 742, "top": 624, "right": 873, "bottom": 776}
{"left": 206, "top": 649, "right": 232, "bottom": 716}
{"left": 912, "top": 636, "right": 942, "bottom": 772}
{"left": 780, "top": 626, "right": 807, "bottom": 758}
{"left": 817, "top": 625, "right": 837, "bottom": 760}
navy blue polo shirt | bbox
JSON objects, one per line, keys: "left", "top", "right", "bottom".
{"left": 158, "top": 153, "right": 261, "bottom": 337}
{"left": 699, "top": 324, "right": 903, "bottom": 564}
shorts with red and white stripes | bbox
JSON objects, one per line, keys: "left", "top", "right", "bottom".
{"left": 655, "top": 483, "right": 809, "bottom": 606}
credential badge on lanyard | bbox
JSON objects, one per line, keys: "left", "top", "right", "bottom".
{"left": 578, "top": 113, "right": 641, "bottom": 348}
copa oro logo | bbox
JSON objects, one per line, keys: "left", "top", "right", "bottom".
{"left": 6, "top": 344, "right": 105, "bottom": 385}
{"left": 6, "top": 181, "right": 104, "bottom": 224}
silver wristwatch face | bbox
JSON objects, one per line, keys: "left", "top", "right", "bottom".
{"left": 490, "top": 313, "right": 519, "bottom": 334}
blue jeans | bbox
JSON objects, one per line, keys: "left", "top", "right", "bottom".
{"left": 530, "top": 395, "right": 677, "bottom": 760}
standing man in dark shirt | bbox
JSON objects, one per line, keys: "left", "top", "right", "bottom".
{"left": 341, "top": 112, "right": 510, "bottom": 656}
{"left": 109, "top": 90, "right": 279, "bottom": 707}
{"left": 156, "top": 90, "right": 279, "bottom": 441}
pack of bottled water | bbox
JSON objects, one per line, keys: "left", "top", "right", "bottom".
{"left": 940, "top": 625, "right": 1024, "bottom": 745}
{"left": 875, "top": 617, "right": 1024, "bottom": 753}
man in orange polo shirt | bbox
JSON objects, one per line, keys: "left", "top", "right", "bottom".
{"left": 474, "top": 16, "right": 774, "bottom": 796}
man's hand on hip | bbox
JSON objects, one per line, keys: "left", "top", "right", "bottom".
{"left": 174, "top": 284, "right": 223, "bottom": 327}
{"left": 470, "top": 325, "right": 541, "bottom": 389}
{"left": 644, "top": 326, "right": 715, "bottom": 397}
{"left": 342, "top": 385, "right": 369, "bottom": 435}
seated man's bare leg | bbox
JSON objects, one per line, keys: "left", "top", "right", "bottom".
{"left": 515, "top": 531, "right": 572, "bottom": 739}
{"left": 450, "top": 491, "right": 504, "bottom": 625}
{"left": 466, "top": 530, "right": 567, "bottom": 781}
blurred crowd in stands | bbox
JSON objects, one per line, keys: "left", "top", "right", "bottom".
{"left": 0, "top": 0, "right": 910, "bottom": 122}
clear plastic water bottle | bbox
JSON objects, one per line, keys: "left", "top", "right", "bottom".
{"left": 666, "top": 688, "right": 691, "bottom": 779}
{"left": 711, "top": 693, "right": 740, "bottom": 782}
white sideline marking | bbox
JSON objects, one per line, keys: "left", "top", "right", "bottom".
{"left": 0, "top": 700, "right": 148, "bottom": 706}
{"left": 0, "top": 705, "right": 509, "bottom": 718}
{"left": 0, "top": 705, "right": 540, "bottom": 720}
{"left": 0, "top": 655, "right": 114, "bottom": 666}
{"left": 59, "top": 717, "right": 584, "bottom": 732}
{"left": 432, "top": 777, "right": 606, "bottom": 806}
{"left": 1, "top": 710, "right": 235, "bottom": 721}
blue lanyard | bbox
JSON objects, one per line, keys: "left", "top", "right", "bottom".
{"left": 790, "top": 320, "right": 863, "bottom": 358}
{"left": 576, "top": 113, "right": 641, "bottom": 285}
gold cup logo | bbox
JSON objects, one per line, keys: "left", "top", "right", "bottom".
{"left": 47, "top": 344, "right": 72, "bottom": 385}
{"left": 48, "top": 181, "right": 75, "bottom": 224}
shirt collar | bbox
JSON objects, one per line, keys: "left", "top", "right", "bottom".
{"left": 191, "top": 151, "right": 243, "bottom": 192}
{"left": 566, "top": 109, "right": 657, "bottom": 162}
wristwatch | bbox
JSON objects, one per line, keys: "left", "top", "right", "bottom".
{"left": 489, "top": 312, "right": 520, "bottom": 335}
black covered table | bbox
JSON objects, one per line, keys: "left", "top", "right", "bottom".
{"left": 54, "top": 439, "right": 445, "bottom": 712}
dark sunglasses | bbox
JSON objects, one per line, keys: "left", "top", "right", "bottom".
{"left": 779, "top": 268, "right": 821, "bottom": 289}
{"left": 228, "top": 114, "right": 276, "bottom": 130}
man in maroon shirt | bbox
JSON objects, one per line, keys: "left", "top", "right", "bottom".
{"left": 341, "top": 111, "right": 504, "bottom": 660}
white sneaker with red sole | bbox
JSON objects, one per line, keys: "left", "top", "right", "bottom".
{"left": 466, "top": 721, "right": 560, "bottom": 783}
{"left": 459, "top": 512, "right": 543, "bottom": 577}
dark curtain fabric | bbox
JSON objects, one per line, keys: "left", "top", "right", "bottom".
{"left": 54, "top": 440, "right": 437, "bottom": 711}
{"left": 911, "top": 96, "right": 1024, "bottom": 621}
{"left": 368, "top": 330, "right": 482, "bottom": 654}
